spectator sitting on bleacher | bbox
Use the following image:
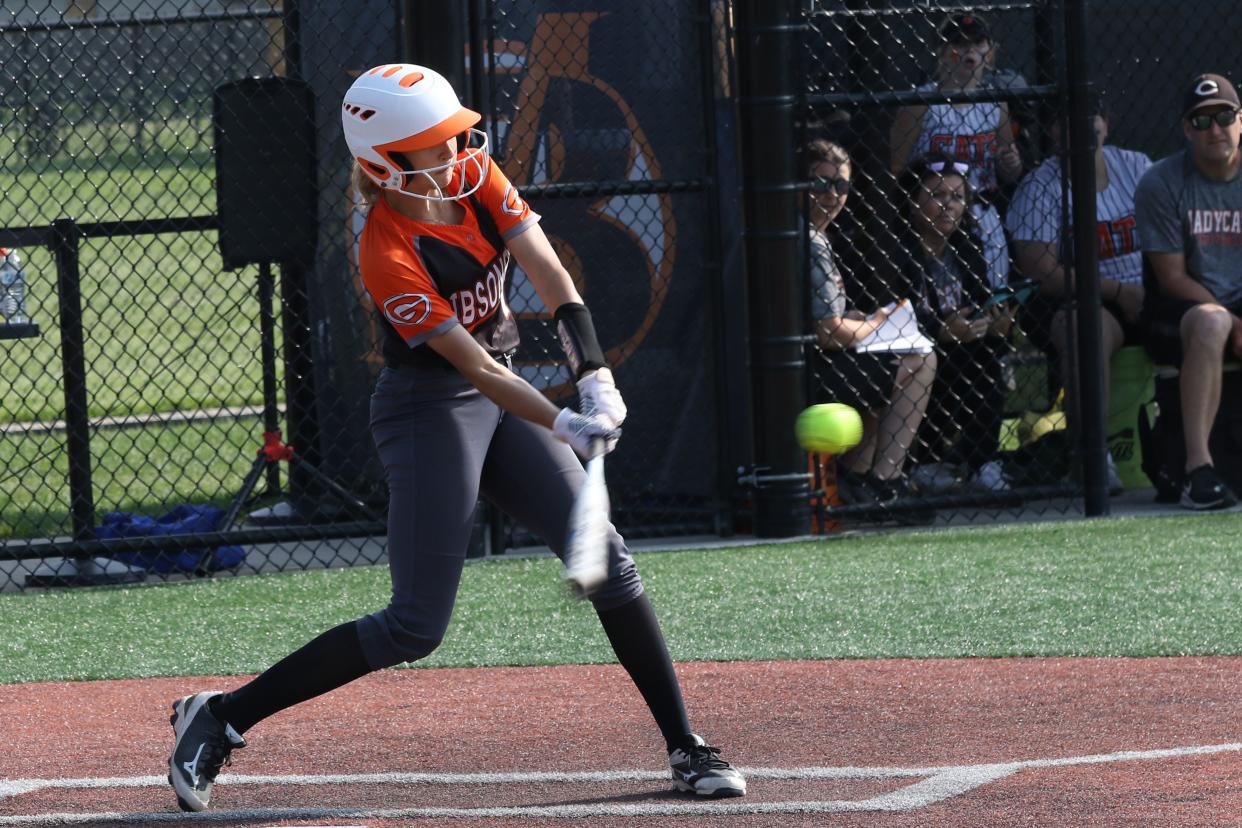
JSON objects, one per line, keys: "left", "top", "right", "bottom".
{"left": 804, "top": 139, "right": 938, "bottom": 506}
{"left": 1134, "top": 72, "right": 1242, "bottom": 510}
{"left": 1006, "top": 92, "right": 1150, "bottom": 494}
{"left": 894, "top": 153, "right": 1014, "bottom": 491}
{"left": 889, "top": 11, "right": 1024, "bottom": 290}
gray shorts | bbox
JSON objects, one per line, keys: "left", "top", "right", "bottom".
{"left": 356, "top": 365, "right": 643, "bottom": 669}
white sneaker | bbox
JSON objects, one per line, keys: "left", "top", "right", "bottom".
{"left": 669, "top": 735, "right": 746, "bottom": 797}
{"left": 168, "top": 692, "right": 245, "bottom": 812}
{"left": 973, "top": 460, "right": 1010, "bottom": 491}
{"left": 909, "top": 462, "right": 961, "bottom": 493}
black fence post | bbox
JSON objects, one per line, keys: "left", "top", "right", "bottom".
{"left": 52, "top": 217, "right": 95, "bottom": 543}
{"left": 399, "top": 0, "right": 415, "bottom": 63}
{"left": 1065, "top": 0, "right": 1107, "bottom": 516}
{"left": 275, "top": 0, "right": 325, "bottom": 511}
{"left": 278, "top": 261, "right": 323, "bottom": 502}
{"left": 466, "top": 0, "right": 489, "bottom": 118}
{"left": 735, "top": 0, "right": 810, "bottom": 537}
{"left": 698, "top": 0, "right": 741, "bottom": 536}
{"left": 281, "top": 0, "right": 302, "bottom": 78}
{"left": 25, "top": 218, "right": 144, "bottom": 587}
{"left": 1033, "top": 0, "right": 1061, "bottom": 160}
{"left": 406, "top": 1, "right": 466, "bottom": 89}
{"left": 258, "top": 261, "right": 282, "bottom": 496}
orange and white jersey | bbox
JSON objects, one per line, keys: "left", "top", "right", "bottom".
{"left": 914, "top": 81, "right": 1005, "bottom": 193}
{"left": 359, "top": 155, "right": 540, "bottom": 368}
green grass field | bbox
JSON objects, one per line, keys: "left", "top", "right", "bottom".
{"left": 1, "top": 127, "right": 271, "bottom": 426}
{"left": 3, "top": 512, "right": 1240, "bottom": 685}
{"left": 3, "top": 230, "right": 268, "bottom": 426}
{"left": 0, "top": 148, "right": 284, "bottom": 538}
{"left": 0, "top": 415, "right": 264, "bottom": 539}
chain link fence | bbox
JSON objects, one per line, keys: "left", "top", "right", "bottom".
{"left": 1, "top": 0, "right": 1230, "bottom": 590}
{"left": 0, "top": 0, "right": 333, "bottom": 591}
{"left": 796, "top": 0, "right": 1227, "bottom": 528}
{"left": 0, "top": 0, "right": 731, "bottom": 591}
{"left": 459, "top": 1, "right": 733, "bottom": 549}
{"left": 800, "top": 2, "right": 1070, "bottom": 526}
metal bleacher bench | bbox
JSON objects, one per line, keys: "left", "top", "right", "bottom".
{"left": 1152, "top": 360, "right": 1242, "bottom": 380}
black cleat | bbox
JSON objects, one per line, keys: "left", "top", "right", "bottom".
{"left": 669, "top": 734, "right": 746, "bottom": 797}
{"left": 167, "top": 691, "right": 245, "bottom": 812}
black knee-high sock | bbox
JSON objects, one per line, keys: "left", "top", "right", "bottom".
{"left": 596, "top": 593, "right": 693, "bottom": 753}
{"left": 211, "top": 620, "right": 372, "bottom": 735}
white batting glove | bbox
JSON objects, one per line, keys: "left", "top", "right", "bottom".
{"left": 552, "top": 408, "right": 621, "bottom": 459}
{"left": 576, "top": 367, "right": 628, "bottom": 429}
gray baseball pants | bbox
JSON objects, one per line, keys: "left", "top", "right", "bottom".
{"left": 357, "top": 365, "right": 644, "bottom": 670}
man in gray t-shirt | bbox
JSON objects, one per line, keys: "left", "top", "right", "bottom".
{"left": 1134, "top": 72, "right": 1242, "bottom": 509}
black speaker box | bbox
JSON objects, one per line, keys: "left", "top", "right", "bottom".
{"left": 213, "top": 77, "right": 318, "bottom": 269}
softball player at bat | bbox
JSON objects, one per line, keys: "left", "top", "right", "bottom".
{"left": 165, "top": 63, "right": 744, "bottom": 812}
{"left": 890, "top": 12, "right": 1024, "bottom": 289}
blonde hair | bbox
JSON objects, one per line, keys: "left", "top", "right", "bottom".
{"left": 351, "top": 161, "right": 382, "bottom": 205}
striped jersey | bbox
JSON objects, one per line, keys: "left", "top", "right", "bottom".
{"left": 1006, "top": 145, "right": 1151, "bottom": 284}
{"left": 359, "top": 155, "right": 540, "bottom": 369}
{"left": 914, "top": 81, "right": 1006, "bottom": 193}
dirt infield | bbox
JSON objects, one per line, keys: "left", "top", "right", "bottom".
{"left": 3, "top": 657, "right": 1241, "bottom": 826}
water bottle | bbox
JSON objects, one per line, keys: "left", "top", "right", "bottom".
{"left": 0, "top": 248, "right": 28, "bottom": 325}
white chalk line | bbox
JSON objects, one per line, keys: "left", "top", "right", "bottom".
{"left": 1, "top": 741, "right": 1239, "bottom": 825}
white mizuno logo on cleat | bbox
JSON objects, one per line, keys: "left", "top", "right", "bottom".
{"left": 182, "top": 744, "right": 204, "bottom": 787}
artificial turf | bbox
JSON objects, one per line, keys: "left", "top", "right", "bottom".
{"left": 2, "top": 512, "right": 1241, "bottom": 684}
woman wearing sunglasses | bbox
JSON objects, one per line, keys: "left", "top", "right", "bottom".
{"left": 804, "top": 139, "right": 938, "bottom": 508}
{"left": 1134, "top": 73, "right": 1242, "bottom": 510}
{"left": 889, "top": 12, "right": 1024, "bottom": 291}
{"left": 1006, "top": 93, "right": 1151, "bottom": 495}
{"left": 893, "top": 154, "right": 1015, "bottom": 492}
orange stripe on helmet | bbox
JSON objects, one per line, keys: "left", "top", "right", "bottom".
{"left": 374, "top": 106, "right": 482, "bottom": 156}
{"left": 382, "top": 66, "right": 402, "bottom": 78}
{"left": 399, "top": 71, "right": 425, "bottom": 88}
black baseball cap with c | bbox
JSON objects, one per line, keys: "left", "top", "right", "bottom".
{"left": 938, "top": 12, "right": 991, "bottom": 43}
{"left": 1183, "top": 73, "right": 1240, "bottom": 119}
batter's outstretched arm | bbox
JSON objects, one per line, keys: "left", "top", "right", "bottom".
{"left": 506, "top": 222, "right": 583, "bottom": 313}
{"left": 506, "top": 218, "right": 625, "bottom": 429}
{"left": 428, "top": 326, "right": 617, "bottom": 455}
{"left": 429, "top": 325, "right": 560, "bottom": 428}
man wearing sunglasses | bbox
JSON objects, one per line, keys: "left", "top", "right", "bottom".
{"left": 1134, "top": 73, "right": 1242, "bottom": 510}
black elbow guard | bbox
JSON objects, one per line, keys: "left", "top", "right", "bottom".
{"left": 554, "top": 302, "right": 607, "bottom": 378}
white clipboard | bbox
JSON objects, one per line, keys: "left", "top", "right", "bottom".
{"left": 853, "top": 301, "right": 934, "bottom": 354}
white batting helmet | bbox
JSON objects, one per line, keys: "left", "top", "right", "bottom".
{"left": 342, "top": 63, "right": 489, "bottom": 201}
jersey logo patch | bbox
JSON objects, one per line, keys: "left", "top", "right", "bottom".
{"left": 500, "top": 184, "right": 526, "bottom": 216}
{"left": 383, "top": 293, "right": 433, "bottom": 326}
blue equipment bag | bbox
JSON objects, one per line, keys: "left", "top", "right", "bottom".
{"left": 98, "top": 505, "right": 245, "bottom": 573}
